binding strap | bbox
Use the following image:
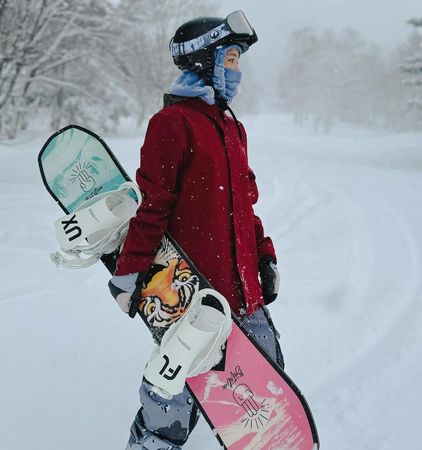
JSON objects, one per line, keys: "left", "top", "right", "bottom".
{"left": 50, "top": 182, "right": 142, "bottom": 269}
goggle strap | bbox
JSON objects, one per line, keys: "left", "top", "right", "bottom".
{"left": 170, "top": 23, "right": 231, "bottom": 57}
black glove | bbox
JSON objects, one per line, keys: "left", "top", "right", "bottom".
{"left": 108, "top": 272, "right": 146, "bottom": 318}
{"left": 259, "top": 256, "right": 280, "bottom": 305}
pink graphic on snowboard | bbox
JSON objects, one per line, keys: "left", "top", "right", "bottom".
{"left": 188, "top": 325, "right": 316, "bottom": 450}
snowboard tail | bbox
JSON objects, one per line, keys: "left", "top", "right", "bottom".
{"left": 38, "top": 125, "right": 319, "bottom": 449}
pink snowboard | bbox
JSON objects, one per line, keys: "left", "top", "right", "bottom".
{"left": 188, "top": 323, "right": 318, "bottom": 450}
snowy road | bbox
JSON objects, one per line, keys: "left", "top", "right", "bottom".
{"left": 0, "top": 116, "right": 421, "bottom": 449}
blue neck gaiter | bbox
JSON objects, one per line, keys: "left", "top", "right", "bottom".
{"left": 212, "top": 44, "right": 242, "bottom": 102}
{"left": 169, "top": 70, "right": 215, "bottom": 105}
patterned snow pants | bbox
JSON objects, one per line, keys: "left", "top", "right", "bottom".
{"left": 125, "top": 306, "right": 284, "bottom": 450}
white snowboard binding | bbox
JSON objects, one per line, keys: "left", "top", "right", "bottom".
{"left": 144, "top": 288, "right": 232, "bottom": 398}
{"left": 51, "top": 182, "right": 141, "bottom": 268}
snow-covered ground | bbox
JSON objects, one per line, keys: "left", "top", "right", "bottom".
{"left": 1, "top": 115, "right": 421, "bottom": 450}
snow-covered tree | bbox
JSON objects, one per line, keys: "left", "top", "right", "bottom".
{"left": 0, "top": 0, "right": 126, "bottom": 139}
{"left": 401, "top": 18, "right": 422, "bottom": 119}
{"left": 0, "top": 0, "right": 218, "bottom": 139}
{"left": 114, "top": 0, "right": 218, "bottom": 125}
{"left": 279, "top": 27, "right": 387, "bottom": 132}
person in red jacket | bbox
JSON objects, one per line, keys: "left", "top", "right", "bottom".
{"left": 109, "top": 11, "right": 283, "bottom": 450}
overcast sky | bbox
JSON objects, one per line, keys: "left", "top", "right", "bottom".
{"left": 221, "top": 0, "right": 421, "bottom": 54}
{"left": 215, "top": 0, "right": 421, "bottom": 106}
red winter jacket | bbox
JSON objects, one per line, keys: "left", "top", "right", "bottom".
{"left": 115, "top": 96, "right": 276, "bottom": 315}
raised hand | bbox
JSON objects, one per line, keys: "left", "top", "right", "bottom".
{"left": 77, "top": 169, "right": 95, "bottom": 192}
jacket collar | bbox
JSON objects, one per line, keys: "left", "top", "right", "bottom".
{"left": 163, "top": 93, "right": 189, "bottom": 107}
{"left": 163, "top": 94, "right": 244, "bottom": 145}
{"left": 164, "top": 92, "right": 226, "bottom": 117}
{"left": 169, "top": 95, "right": 228, "bottom": 127}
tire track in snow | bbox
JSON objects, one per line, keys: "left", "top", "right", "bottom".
{"left": 311, "top": 186, "right": 422, "bottom": 394}
{"left": 256, "top": 145, "right": 422, "bottom": 389}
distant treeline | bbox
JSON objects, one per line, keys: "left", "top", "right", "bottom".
{"left": 278, "top": 21, "right": 422, "bottom": 133}
{"left": 0, "top": 1, "right": 421, "bottom": 139}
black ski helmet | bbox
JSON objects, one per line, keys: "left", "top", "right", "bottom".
{"left": 170, "top": 10, "right": 258, "bottom": 80}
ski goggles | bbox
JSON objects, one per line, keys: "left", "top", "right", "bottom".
{"left": 170, "top": 10, "right": 258, "bottom": 57}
